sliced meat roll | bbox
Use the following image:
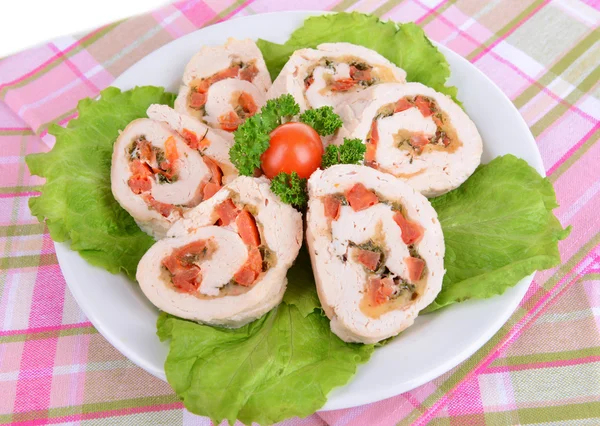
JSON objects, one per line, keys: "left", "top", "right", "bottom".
{"left": 111, "top": 118, "right": 226, "bottom": 239}
{"left": 267, "top": 42, "right": 406, "bottom": 112}
{"left": 137, "top": 176, "right": 303, "bottom": 327}
{"left": 335, "top": 82, "right": 483, "bottom": 197}
{"left": 306, "top": 165, "right": 445, "bottom": 344}
{"left": 174, "top": 38, "right": 271, "bottom": 132}
{"left": 146, "top": 104, "right": 237, "bottom": 185}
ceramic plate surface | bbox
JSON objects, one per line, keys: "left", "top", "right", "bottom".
{"left": 55, "top": 11, "right": 543, "bottom": 411}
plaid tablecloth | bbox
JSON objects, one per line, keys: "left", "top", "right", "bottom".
{"left": 0, "top": 1, "right": 598, "bottom": 425}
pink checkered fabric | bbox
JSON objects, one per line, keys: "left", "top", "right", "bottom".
{"left": 0, "top": 1, "right": 599, "bottom": 425}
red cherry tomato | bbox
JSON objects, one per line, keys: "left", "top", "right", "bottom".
{"left": 260, "top": 122, "right": 323, "bottom": 179}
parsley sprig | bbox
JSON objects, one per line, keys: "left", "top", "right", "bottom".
{"left": 270, "top": 172, "right": 308, "bottom": 208}
{"left": 299, "top": 106, "right": 343, "bottom": 136}
{"left": 229, "top": 95, "right": 300, "bottom": 176}
{"left": 321, "top": 138, "right": 366, "bottom": 168}
{"left": 229, "top": 96, "right": 347, "bottom": 176}
{"left": 229, "top": 95, "right": 352, "bottom": 208}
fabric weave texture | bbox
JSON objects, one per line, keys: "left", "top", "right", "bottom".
{"left": 0, "top": 0, "right": 598, "bottom": 424}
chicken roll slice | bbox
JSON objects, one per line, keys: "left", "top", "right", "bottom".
{"left": 306, "top": 165, "right": 445, "bottom": 344}
{"left": 137, "top": 176, "right": 303, "bottom": 327}
{"left": 146, "top": 104, "right": 237, "bottom": 187}
{"left": 267, "top": 42, "right": 406, "bottom": 112}
{"left": 174, "top": 38, "right": 271, "bottom": 132}
{"left": 335, "top": 82, "right": 483, "bottom": 197}
{"left": 111, "top": 119, "right": 222, "bottom": 239}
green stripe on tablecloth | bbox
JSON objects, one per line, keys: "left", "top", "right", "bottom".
{"left": 549, "top": 128, "right": 600, "bottom": 183}
{"left": 73, "top": 396, "right": 179, "bottom": 416}
{"left": 0, "top": 134, "right": 31, "bottom": 308}
{"left": 332, "top": 0, "right": 360, "bottom": 12}
{"left": 513, "top": 31, "right": 599, "bottom": 109}
{"left": 584, "top": 273, "right": 600, "bottom": 281}
{"left": 0, "top": 223, "right": 46, "bottom": 237}
{"left": 205, "top": 0, "right": 253, "bottom": 24}
{"left": 0, "top": 253, "right": 58, "bottom": 270}
{"left": 0, "top": 325, "right": 98, "bottom": 344}
{"left": 466, "top": 0, "right": 546, "bottom": 61}
{"left": 0, "top": 185, "right": 40, "bottom": 194}
{"left": 429, "top": 417, "right": 452, "bottom": 426}
{"left": 0, "top": 23, "right": 119, "bottom": 99}
{"left": 446, "top": 413, "right": 487, "bottom": 425}
{"left": 0, "top": 129, "right": 34, "bottom": 136}
{"left": 542, "top": 233, "right": 600, "bottom": 291}
{"left": 6, "top": 395, "right": 181, "bottom": 423}
{"left": 417, "top": 0, "right": 458, "bottom": 27}
{"left": 530, "top": 65, "right": 600, "bottom": 137}
{"left": 483, "top": 402, "right": 600, "bottom": 424}
{"left": 372, "top": 0, "right": 404, "bottom": 17}
{"left": 35, "top": 108, "right": 78, "bottom": 135}
{"left": 491, "top": 346, "right": 600, "bottom": 367}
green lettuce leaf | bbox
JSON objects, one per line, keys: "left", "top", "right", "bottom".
{"left": 425, "top": 155, "right": 570, "bottom": 312}
{"left": 158, "top": 303, "right": 372, "bottom": 425}
{"left": 156, "top": 245, "right": 370, "bottom": 425}
{"left": 283, "top": 246, "right": 321, "bottom": 317}
{"left": 26, "top": 86, "right": 175, "bottom": 279}
{"left": 257, "top": 12, "right": 458, "bottom": 102}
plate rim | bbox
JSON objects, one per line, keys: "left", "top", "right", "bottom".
{"left": 54, "top": 10, "right": 543, "bottom": 412}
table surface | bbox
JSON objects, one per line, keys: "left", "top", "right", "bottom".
{"left": 0, "top": 1, "right": 599, "bottom": 425}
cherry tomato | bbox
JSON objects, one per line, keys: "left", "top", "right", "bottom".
{"left": 261, "top": 122, "right": 323, "bottom": 179}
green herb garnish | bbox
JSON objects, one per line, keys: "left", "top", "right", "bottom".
{"left": 270, "top": 172, "right": 308, "bottom": 208}
{"left": 299, "top": 106, "right": 343, "bottom": 136}
{"left": 229, "top": 94, "right": 300, "bottom": 176}
{"left": 321, "top": 138, "right": 366, "bottom": 168}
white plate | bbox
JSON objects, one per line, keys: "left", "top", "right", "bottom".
{"left": 55, "top": 11, "right": 544, "bottom": 411}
